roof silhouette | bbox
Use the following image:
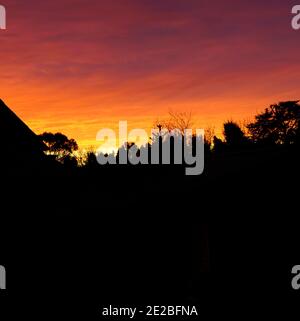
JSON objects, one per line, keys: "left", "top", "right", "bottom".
{"left": 0, "top": 99, "right": 46, "bottom": 158}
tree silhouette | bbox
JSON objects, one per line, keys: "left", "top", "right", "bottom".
{"left": 204, "top": 127, "right": 215, "bottom": 149}
{"left": 246, "top": 101, "right": 300, "bottom": 145}
{"left": 154, "top": 110, "right": 193, "bottom": 135}
{"left": 39, "top": 132, "right": 78, "bottom": 164}
{"left": 212, "top": 136, "right": 225, "bottom": 154}
{"left": 223, "top": 121, "right": 248, "bottom": 148}
{"left": 85, "top": 150, "right": 98, "bottom": 168}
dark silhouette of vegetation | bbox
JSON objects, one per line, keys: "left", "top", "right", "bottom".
{"left": 39, "top": 132, "right": 78, "bottom": 165}
{"left": 223, "top": 121, "right": 249, "bottom": 148}
{"left": 154, "top": 110, "right": 193, "bottom": 135}
{"left": 247, "top": 101, "right": 300, "bottom": 145}
{"left": 31, "top": 103, "right": 300, "bottom": 169}
{"left": 85, "top": 149, "right": 99, "bottom": 168}
{"left": 212, "top": 135, "right": 225, "bottom": 154}
{"left": 2, "top": 98, "right": 300, "bottom": 309}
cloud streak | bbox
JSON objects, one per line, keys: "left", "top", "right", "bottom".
{"left": 1, "top": 0, "right": 300, "bottom": 146}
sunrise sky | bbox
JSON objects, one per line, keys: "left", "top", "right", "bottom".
{"left": 1, "top": 0, "right": 300, "bottom": 148}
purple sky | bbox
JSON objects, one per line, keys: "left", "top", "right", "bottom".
{"left": 1, "top": 0, "right": 300, "bottom": 146}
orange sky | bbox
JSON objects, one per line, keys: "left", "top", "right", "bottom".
{"left": 1, "top": 0, "right": 300, "bottom": 148}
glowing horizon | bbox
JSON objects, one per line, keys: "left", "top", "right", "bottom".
{"left": 1, "top": 0, "right": 300, "bottom": 149}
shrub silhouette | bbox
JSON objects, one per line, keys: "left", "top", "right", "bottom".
{"left": 223, "top": 121, "right": 248, "bottom": 148}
